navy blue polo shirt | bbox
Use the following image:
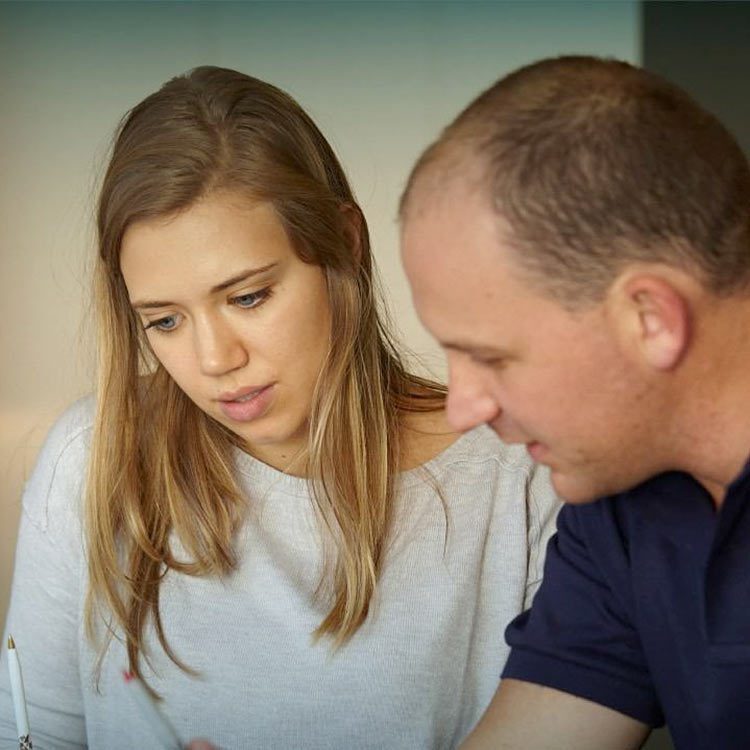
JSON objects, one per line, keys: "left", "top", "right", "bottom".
{"left": 502, "top": 461, "right": 750, "bottom": 750}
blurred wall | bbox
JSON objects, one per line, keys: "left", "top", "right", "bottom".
{"left": 0, "top": 0, "right": 637, "bottom": 647}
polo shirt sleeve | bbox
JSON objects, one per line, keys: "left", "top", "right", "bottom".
{"left": 502, "top": 501, "right": 664, "bottom": 727}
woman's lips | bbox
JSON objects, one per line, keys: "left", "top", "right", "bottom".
{"left": 217, "top": 384, "right": 274, "bottom": 423}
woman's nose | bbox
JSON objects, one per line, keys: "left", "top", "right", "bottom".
{"left": 194, "top": 317, "right": 248, "bottom": 377}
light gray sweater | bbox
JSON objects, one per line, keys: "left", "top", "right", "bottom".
{"left": 0, "top": 398, "right": 560, "bottom": 749}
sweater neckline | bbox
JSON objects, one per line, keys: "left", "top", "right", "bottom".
{"left": 233, "top": 425, "right": 493, "bottom": 497}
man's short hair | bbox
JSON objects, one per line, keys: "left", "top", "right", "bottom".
{"left": 402, "top": 56, "right": 750, "bottom": 307}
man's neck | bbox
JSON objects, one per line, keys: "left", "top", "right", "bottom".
{"left": 676, "top": 301, "right": 750, "bottom": 507}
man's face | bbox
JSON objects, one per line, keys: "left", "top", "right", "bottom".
{"left": 402, "top": 181, "right": 662, "bottom": 503}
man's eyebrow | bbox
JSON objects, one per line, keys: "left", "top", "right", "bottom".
{"left": 130, "top": 262, "right": 279, "bottom": 310}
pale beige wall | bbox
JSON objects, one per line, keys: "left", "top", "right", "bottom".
{"left": 0, "top": 1, "right": 638, "bottom": 627}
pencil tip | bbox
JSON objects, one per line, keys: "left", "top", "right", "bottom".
{"left": 7, "top": 635, "right": 14, "bottom": 649}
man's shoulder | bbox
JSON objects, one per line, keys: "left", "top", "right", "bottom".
{"left": 555, "top": 470, "right": 715, "bottom": 583}
{"left": 564, "top": 471, "right": 706, "bottom": 525}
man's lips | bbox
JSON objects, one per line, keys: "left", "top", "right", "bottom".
{"left": 526, "top": 441, "right": 548, "bottom": 462}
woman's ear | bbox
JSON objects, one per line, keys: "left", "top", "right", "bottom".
{"left": 340, "top": 203, "right": 364, "bottom": 264}
{"left": 608, "top": 272, "right": 692, "bottom": 371}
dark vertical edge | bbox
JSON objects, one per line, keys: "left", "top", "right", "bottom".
{"left": 642, "top": 1, "right": 750, "bottom": 156}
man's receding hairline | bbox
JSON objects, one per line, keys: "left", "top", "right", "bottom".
{"left": 400, "top": 140, "right": 487, "bottom": 223}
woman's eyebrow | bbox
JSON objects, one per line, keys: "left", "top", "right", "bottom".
{"left": 209, "top": 262, "right": 279, "bottom": 293}
{"left": 130, "top": 262, "right": 279, "bottom": 309}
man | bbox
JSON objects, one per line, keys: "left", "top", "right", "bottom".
{"left": 400, "top": 56, "right": 750, "bottom": 750}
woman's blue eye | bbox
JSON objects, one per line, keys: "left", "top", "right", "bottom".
{"left": 145, "top": 315, "right": 178, "bottom": 332}
{"left": 231, "top": 289, "right": 270, "bottom": 309}
{"left": 141, "top": 289, "right": 270, "bottom": 333}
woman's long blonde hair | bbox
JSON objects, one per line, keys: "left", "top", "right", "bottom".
{"left": 86, "top": 66, "right": 446, "bottom": 683}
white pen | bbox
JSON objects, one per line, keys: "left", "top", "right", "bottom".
{"left": 7, "top": 636, "right": 33, "bottom": 750}
{"left": 122, "top": 670, "right": 183, "bottom": 750}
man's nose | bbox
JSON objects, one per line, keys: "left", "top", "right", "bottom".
{"left": 194, "top": 316, "right": 248, "bottom": 377}
{"left": 445, "top": 363, "right": 501, "bottom": 433}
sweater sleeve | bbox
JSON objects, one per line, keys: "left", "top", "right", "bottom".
{"left": 523, "top": 463, "right": 561, "bottom": 609}
{"left": 0, "top": 401, "right": 92, "bottom": 749}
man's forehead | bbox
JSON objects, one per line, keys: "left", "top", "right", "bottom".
{"left": 405, "top": 242, "right": 522, "bottom": 345}
{"left": 402, "top": 195, "right": 520, "bottom": 290}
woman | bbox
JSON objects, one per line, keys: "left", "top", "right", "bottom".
{"left": 0, "top": 67, "right": 559, "bottom": 749}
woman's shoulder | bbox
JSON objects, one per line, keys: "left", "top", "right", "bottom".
{"left": 418, "top": 423, "right": 560, "bottom": 542}
{"left": 439, "top": 426, "right": 560, "bottom": 509}
{"left": 402, "top": 408, "right": 538, "bottom": 482}
{"left": 412, "top": 416, "right": 536, "bottom": 477}
{"left": 400, "top": 409, "right": 560, "bottom": 514}
{"left": 22, "top": 395, "right": 95, "bottom": 533}
{"left": 37, "top": 396, "right": 95, "bottom": 472}
{"left": 45, "top": 395, "right": 95, "bottom": 444}
{"left": 445, "top": 424, "right": 535, "bottom": 471}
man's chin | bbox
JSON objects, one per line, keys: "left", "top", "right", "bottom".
{"left": 549, "top": 471, "right": 607, "bottom": 505}
{"left": 550, "top": 468, "right": 644, "bottom": 504}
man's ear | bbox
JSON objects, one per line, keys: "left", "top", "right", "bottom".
{"left": 609, "top": 273, "right": 692, "bottom": 371}
{"left": 340, "top": 203, "right": 364, "bottom": 264}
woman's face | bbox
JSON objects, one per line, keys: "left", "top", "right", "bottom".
{"left": 120, "top": 191, "right": 332, "bottom": 469}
